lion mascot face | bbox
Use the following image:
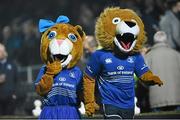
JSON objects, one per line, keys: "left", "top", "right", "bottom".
{"left": 95, "top": 7, "right": 146, "bottom": 53}
{"left": 39, "top": 16, "right": 85, "bottom": 69}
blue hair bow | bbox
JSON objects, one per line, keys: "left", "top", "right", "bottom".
{"left": 39, "top": 15, "right": 69, "bottom": 33}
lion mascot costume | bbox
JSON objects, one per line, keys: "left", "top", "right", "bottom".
{"left": 34, "top": 15, "right": 86, "bottom": 119}
{"left": 83, "top": 7, "right": 163, "bottom": 119}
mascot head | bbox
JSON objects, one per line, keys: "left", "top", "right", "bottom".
{"left": 39, "top": 15, "right": 85, "bottom": 68}
{"left": 95, "top": 7, "right": 146, "bottom": 53}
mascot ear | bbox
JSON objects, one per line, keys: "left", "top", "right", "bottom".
{"left": 75, "top": 25, "right": 86, "bottom": 40}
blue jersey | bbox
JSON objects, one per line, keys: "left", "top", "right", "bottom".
{"left": 85, "top": 50, "right": 149, "bottom": 109}
{"left": 35, "top": 66, "right": 83, "bottom": 106}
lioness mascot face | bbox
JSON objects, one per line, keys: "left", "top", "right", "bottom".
{"left": 39, "top": 16, "right": 85, "bottom": 69}
{"left": 95, "top": 7, "right": 146, "bottom": 53}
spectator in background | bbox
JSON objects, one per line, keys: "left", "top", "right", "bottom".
{"left": 19, "top": 19, "right": 41, "bottom": 66}
{"left": 159, "top": 0, "right": 180, "bottom": 52}
{"left": 141, "top": 0, "right": 160, "bottom": 46}
{"left": 77, "top": 4, "right": 95, "bottom": 35}
{"left": 0, "top": 43, "right": 18, "bottom": 115}
{"left": 145, "top": 31, "right": 180, "bottom": 112}
{"left": 2, "top": 18, "right": 23, "bottom": 65}
{"left": 78, "top": 35, "right": 97, "bottom": 71}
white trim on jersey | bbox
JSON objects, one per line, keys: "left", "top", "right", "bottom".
{"left": 103, "top": 104, "right": 122, "bottom": 119}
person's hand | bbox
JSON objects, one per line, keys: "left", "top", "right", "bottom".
{"left": 0, "top": 74, "right": 6, "bottom": 84}
{"left": 12, "top": 94, "right": 17, "bottom": 100}
{"left": 46, "top": 61, "right": 62, "bottom": 75}
{"left": 85, "top": 102, "right": 100, "bottom": 116}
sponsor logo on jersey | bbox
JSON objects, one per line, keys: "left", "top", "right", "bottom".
{"left": 127, "top": 57, "right": 134, "bottom": 63}
{"left": 59, "top": 77, "right": 66, "bottom": 82}
{"left": 105, "top": 58, "right": 112, "bottom": 64}
{"left": 117, "top": 65, "right": 124, "bottom": 70}
{"left": 69, "top": 72, "right": 76, "bottom": 78}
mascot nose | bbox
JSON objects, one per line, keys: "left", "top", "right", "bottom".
{"left": 57, "top": 40, "right": 64, "bottom": 46}
{"left": 124, "top": 21, "right": 136, "bottom": 28}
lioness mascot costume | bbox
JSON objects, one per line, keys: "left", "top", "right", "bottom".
{"left": 34, "top": 15, "right": 85, "bottom": 119}
{"left": 83, "top": 7, "right": 163, "bottom": 119}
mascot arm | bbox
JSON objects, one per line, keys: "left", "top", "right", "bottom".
{"left": 140, "top": 70, "right": 163, "bottom": 86}
{"left": 35, "top": 61, "right": 62, "bottom": 96}
{"left": 83, "top": 74, "right": 99, "bottom": 116}
{"left": 35, "top": 74, "right": 54, "bottom": 96}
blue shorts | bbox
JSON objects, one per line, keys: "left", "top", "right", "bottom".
{"left": 39, "top": 105, "right": 81, "bottom": 119}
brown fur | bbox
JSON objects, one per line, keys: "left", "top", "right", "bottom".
{"left": 95, "top": 7, "right": 146, "bottom": 52}
{"left": 36, "top": 24, "right": 85, "bottom": 96}
{"left": 40, "top": 24, "right": 85, "bottom": 68}
{"left": 35, "top": 74, "right": 54, "bottom": 96}
{"left": 83, "top": 74, "right": 99, "bottom": 116}
{"left": 83, "top": 74, "right": 95, "bottom": 104}
{"left": 140, "top": 71, "right": 163, "bottom": 86}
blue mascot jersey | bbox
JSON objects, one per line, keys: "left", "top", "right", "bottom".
{"left": 85, "top": 50, "right": 149, "bottom": 109}
{"left": 35, "top": 66, "right": 82, "bottom": 106}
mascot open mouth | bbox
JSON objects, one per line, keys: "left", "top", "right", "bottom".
{"left": 115, "top": 33, "right": 137, "bottom": 50}
{"left": 53, "top": 54, "right": 68, "bottom": 63}
{"left": 52, "top": 54, "right": 72, "bottom": 68}
{"left": 114, "top": 32, "right": 137, "bottom": 53}
{"left": 49, "top": 39, "right": 73, "bottom": 67}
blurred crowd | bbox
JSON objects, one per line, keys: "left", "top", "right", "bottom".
{"left": 0, "top": 0, "right": 178, "bottom": 66}
{"left": 0, "top": 0, "right": 180, "bottom": 117}
{"left": 0, "top": 19, "right": 41, "bottom": 66}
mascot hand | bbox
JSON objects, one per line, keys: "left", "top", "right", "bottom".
{"left": 140, "top": 70, "right": 163, "bottom": 86}
{"left": 35, "top": 74, "right": 54, "bottom": 96}
{"left": 46, "top": 61, "right": 62, "bottom": 75}
{"left": 85, "top": 102, "right": 100, "bottom": 116}
{"left": 146, "top": 75, "right": 163, "bottom": 86}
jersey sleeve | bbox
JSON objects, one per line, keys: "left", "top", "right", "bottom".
{"left": 85, "top": 51, "right": 101, "bottom": 78}
{"left": 135, "top": 54, "right": 149, "bottom": 77}
{"left": 34, "top": 66, "right": 46, "bottom": 86}
{"left": 77, "top": 69, "right": 83, "bottom": 90}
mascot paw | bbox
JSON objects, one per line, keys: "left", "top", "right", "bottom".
{"left": 46, "top": 61, "right": 62, "bottom": 75}
{"left": 146, "top": 76, "right": 163, "bottom": 86}
{"left": 94, "top": 102, "right": 100, "bottom": 111}
{"left": 35, "top": 74, "right": 54, "bottom": 96}
{"left": 152, "top": 76, "right": 163, "bottom": 86}
{"left": 140, "top": 71, "right": 163, "bottom": 86}
{"left": 85, "top": 102, "right": 99, "bottom": 116}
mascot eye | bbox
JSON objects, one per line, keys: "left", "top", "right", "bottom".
{"left": 112, "top": 17, "right": 121, "bottom": 24}
{"left": 68, "top": 33, "right": 77, "bottom": 42}
{"left": 48, "top": 31, "right": 57, "bottom": 39}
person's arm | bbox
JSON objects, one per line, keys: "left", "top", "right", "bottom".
{"left": 35, "top": 61, "right": 62, "bottom": 96}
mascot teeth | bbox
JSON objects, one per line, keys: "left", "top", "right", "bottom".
{"left": 115, "top": 33, "right": 137, "bottom": 51}
{"left": 114, "top": 37, "right": 137, "bottom": 53}
{"left": 52, "top": 54, "right": 72, "bottom": 67}
{"left": 61, "top": 54, "right": 72, "bottom": 68}
{"left": 53, "top": 54, "right": 68, "bottom": 62}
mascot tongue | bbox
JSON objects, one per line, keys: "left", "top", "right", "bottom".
{"left": 120, "top": 41, "right": 131, "bottom": 49}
